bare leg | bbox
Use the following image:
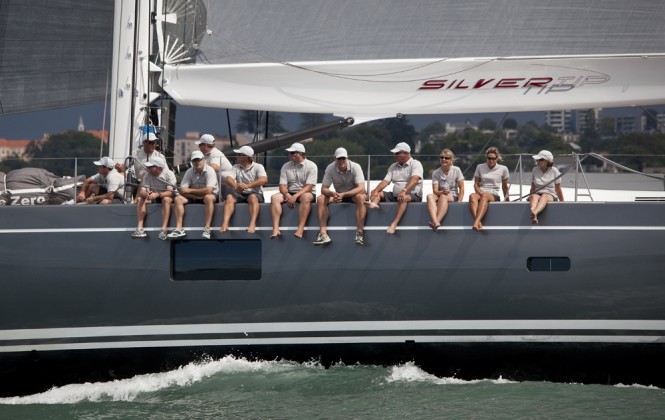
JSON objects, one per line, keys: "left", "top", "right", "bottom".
{"left": 203, "top": 194, "right": 215, "bottom": 229}
{"left": 136, "top": 194, "right": 147, "bottom": 228}
{"left": 426, "top": 194, "right": 439, "bottom": 230}
{"left": 473, "top": 193, "right": 494, "bottom": 231}
{"left": 353, "top": 193, "right": 367, "bottom": 232}
{"left": 247, "top": 194, "right": 260, "bottom": 233}
{"left": 530, "top": 193, "right": 553, "bottom": 224}
{"left": 160, "top": 197, "right": 173, "bottom": 232}
{"left": 387, "top": 196, "right": 411, "bottom": 234}
{"left": 173, "top": 195, "right": 187, "bottom": 229}
{"left": 295, "top": 193, "right": 313, "bottom": 238}
{"left": 317, "top": 195, "right": 331, "bottom": 235}
{"left": 270, "top": 194, "right": 284, "bottom": 238}
{"left": 221, "top": 194, "right": 236, "bottom": 232}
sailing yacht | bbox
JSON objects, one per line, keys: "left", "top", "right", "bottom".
{"left": 1, "top": 0, "right": 665, "bottom": 396}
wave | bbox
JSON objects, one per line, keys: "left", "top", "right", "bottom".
{"left": 385, "top": 361, "right": 516, "bottom": 385}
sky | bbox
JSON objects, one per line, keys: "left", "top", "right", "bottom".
{"left": 0, "top": 102, "right": 662, "bottom": 141}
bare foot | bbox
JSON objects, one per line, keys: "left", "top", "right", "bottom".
{"left": 387, "top": 224, "right": 397, "bottom": 234}
{"left": 294, "top": 229, "right": 304, "bottom": 238}
{"left": 364, "top": 201, "right": 380, "bottom": 209}
{"left": 428, "top": 221, "right": 440, "bottom": 232}
{"left": 270, "top": 230, "right": 281, "bottom": 239}
{"left": 247, "top": 225, "right": 256, "bottom": 233}
{"left": 472, "top": 221, "right": 483, "bottom": 231}
{"left": 532, "top": 217, "right": 539, "bottom": 225}
{"left": 219, "top": 226, "right": 228, "bottom": 233}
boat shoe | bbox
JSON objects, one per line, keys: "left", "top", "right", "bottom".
{"left": 131, "top": 228, "right": 147, "bottom": 239}
{"left": 167, "top": 228, "right": 186, "bottom": 239}
{"left": 313, "top": 232, "right": 332, "bottom": 245}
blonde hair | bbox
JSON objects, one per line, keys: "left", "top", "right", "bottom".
{"left": 485, "top": 146, "right": 502, "bottom": 162}
{"left": 440, "top": 148, "right": 455, "bottom": 162}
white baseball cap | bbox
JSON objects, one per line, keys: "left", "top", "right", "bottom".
{"left": 532, "top": 150, "right": 554, "bottom": 162}
{"left": 195, "top": 134, "right": 215, "bottom": 145}
{"left": 190, "top": 150, "right": 205, "bottom": 161}
{"left": 144, "top": 155, "right": 166, "bottom": 168}
{"left": 93, "top": 157, "right": 115, "bottom": 168}
{"left": 285, "top": 142, "right": 306, "bottom": 153}
{"left": 390, "top": 142, "right": 411, "bottom": 153}
{"left": 233, "top": 145, "right": 255, "bottom": 157}
{"left": 334, "top": 147, "right": 348, "bottom": 159}
{"left": 142, "top": 133, "right": 158, "bottom": 142}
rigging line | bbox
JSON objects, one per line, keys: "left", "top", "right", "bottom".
{"left": 639, "top": 105, "right": 665, "bottom": 131}
{"left": 462, "top": 113, "right": 509, "bottom": 177}
{"left": 100, "top": 53, "right": 111, "bottom": 159}
{"left": 203, "top": 36, "right": 494, "bottom": 82}
{"left": 586, "top": 152, "right": 663, "bottom": 181}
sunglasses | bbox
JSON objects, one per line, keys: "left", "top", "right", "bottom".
{"left": 439, "top": 156, "right": 451, "bottom": 160}
{"left": 486, "top": 156, "right": 497, "bottom": 161}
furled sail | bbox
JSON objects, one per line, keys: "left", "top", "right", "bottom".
{"left": 0, "top": 0, "right": 114, "bottom": 115}
{"left": 158, "top": 0, "right": 665, "bottom": 119}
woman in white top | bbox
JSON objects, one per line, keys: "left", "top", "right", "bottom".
{"left": 426, "top": 148, "right": 465, "bottom": 231}
{"left": 469, "top": 147, "right": 510, "bottom": 231}
{"left": 529, "top": 150, "right": 564, "bottom": 224}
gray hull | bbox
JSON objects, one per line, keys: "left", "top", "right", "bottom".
{"left": 1, "top": 201, "right": 664, "bottom": 395}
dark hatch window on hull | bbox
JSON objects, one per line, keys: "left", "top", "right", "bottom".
{"left": 527, "top": 257, "right": 571, "bottom": 272}
{"left": 171, "top": 239, "right": 261, "bottom": 280}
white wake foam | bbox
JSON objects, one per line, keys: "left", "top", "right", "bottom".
{"left": 385, "top": 362, "right": 516, "bottom": 385}
{"left": 0, "top": 356, "right": 305, "bottom": 405}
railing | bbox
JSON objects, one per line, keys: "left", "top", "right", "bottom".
{"left": 2, "top": 153, "right": 664, "bottom": 204}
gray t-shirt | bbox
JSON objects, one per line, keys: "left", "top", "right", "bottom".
{"left": 231, "top": 162, "right": 267, "bottom": 195}
{"left": 132, "top": 148, "right": 165, "bottom": 183}
{"left": 383, "top": 158, "right": 424, "bottom": 195}
{"left": 181, "top": 165, "right": 219, "bottom": 195}
{"left": 92, "top": 169, "right": 124, "bottom": 197}
{"left": 279, "top": 159, "right": 318, "bottom": 194}
{"left": 141, "top": 168, "right": 177, "bottom": 193}
{"left": 206, "top": 147, "right": 233, "bottom": 177}
{"left": 474, "top": 163, "right": 509, "bottom": 195}
{"left": 322, "top": 160, "right": 365, "bottom": 193}
{"left": 532, "top": 166, "right": 561, "bottom": 196}
{"left": 431, "top": 165, "right": 464, "bottom": 197}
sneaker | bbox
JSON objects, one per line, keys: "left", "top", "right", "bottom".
{"left": 167, "top": 228, "right": 186, "bottom": 239}
{"left": 313, "top": 232, "right": 332, "bottom": 245}
{"left": 202, "top": 228, "right": 211, "bottom": 240}
{"left": 131, "top": 228, "right": 147, "bottom": 239}
{"left": 158, "top": 230, "right": 167, "bottom": 241}
{"left": 354, "top": 231, "right": 364, "bottom": 245}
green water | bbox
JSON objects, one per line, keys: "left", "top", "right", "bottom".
{"left": 1, "top": 357, "right": 663, "bottom": 419}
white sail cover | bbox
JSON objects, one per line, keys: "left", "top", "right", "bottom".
{"left": 0, "top": 0, "right": 114, "bottom": 115}
{"left": 160, "top": 0, "right": 665, "bottom": 117}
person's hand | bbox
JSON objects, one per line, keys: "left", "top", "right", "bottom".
{"left": 397, "top": 190, "right": 407, "bottom": 203}
{"left": 286, "top": 193, "right": 297, "bottom": 208}
{"left": 333, "top": 192, "right": 343, "bottom": 203}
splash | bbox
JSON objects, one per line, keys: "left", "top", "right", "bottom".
{"left": 385, "top": 362, "right": 516, "bottom": 385}
{"left": 0, "top": 356, "right": 310, "bottom": 405}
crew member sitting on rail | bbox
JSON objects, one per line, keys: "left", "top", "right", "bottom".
{"left": 314, "top": 147, "right": 367, "bottom": 245}
{"left": 469, "top": 146, "right": 510, "bottom": 231}
{"left": 131, "top": 133, "right": 165, "bottom": 189}
{"left": 366, "top": 142, "right": 423, "bottom": 234}
{"left": 196, "top": 134, "right": 233, "bottom": 201}
{"left": 167, "top": 150, "right": 218, "bottom": 240}
{"left": 76, "top": 157, "right": 125, "bottom": 204}
{"left": 131, "top": 155, "right": 177, "bottom": 240}
{"left": 220, "top": 145, "right": 268, "bottom": 234}
{"left": 529, "top": 150, "right": 564, "bottom": 224}
{"left": 270, "top": 142, "right": 318, "bottom": 239}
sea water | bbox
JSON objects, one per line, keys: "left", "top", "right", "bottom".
{"left": 1, "top": 357, "right": 663, "bottom": 419}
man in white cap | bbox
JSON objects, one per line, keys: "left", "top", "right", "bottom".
{"left": 529, "top": 149, "right": 564, "bottom": 224}
{"left": 196, "top": 133, "right": 233, "bottom": 200}
{"left": 220, "top": 145, "right": 268, "bottom": 234}
{"left": 77, "top": 157, "right": 125, "bottom": 204}
{"left": 131, "top": 155, "right": 177, "bottom": 239}
{"left": 167, "top": 150, "right": 219, "bottom": 239}
{"left": 270, "top": 142, "right": 318, "bottom": 239}
{"left": 314, "top": 147, "right": 367, "bottom": 245}
{"left": 366, "top": 142, "right": 423, "bottom": 234}
{"left": 131, "top": 132, "right": 164, "bottom": 189}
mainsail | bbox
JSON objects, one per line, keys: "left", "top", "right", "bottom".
{"left": 0, "top": 0, "right": 114, "bottom": 115}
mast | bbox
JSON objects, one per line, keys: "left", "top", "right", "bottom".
{"left": 109, "top": 0, "right": 155, "bottom": 161}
